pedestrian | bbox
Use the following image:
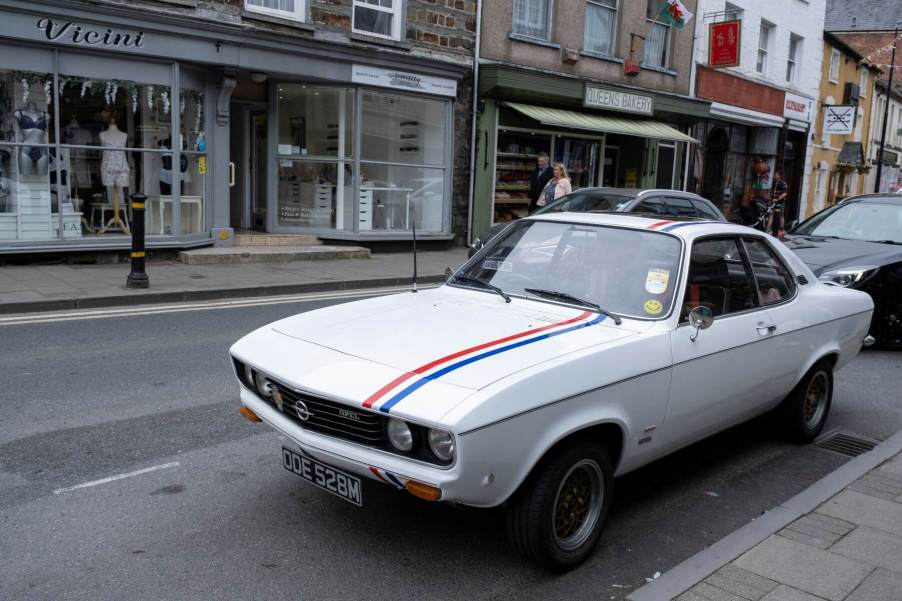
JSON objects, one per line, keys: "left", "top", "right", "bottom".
{"left": 771, "top": 170, "right": 788, "bottom": 237}
{"left": 528, "top": 152, "right": 553, "bottom": 214}
{"left": 536, "top": 163, "right": 573, "bottom": 209}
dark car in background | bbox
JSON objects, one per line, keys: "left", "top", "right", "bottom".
{"left": 785, "top": 193, "right": 902, "bottom": 348}
{"left": 469, "top": 188, "right": 726, "bottom": 256}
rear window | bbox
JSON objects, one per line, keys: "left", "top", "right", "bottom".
{"left": 692, "top": 200, "right": 721, "bottom": 220}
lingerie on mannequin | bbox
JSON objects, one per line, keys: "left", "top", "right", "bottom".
{"left": 15, "top": 107, "right": 50, "bottom": 169}
{"left": 100, "top": 124, "right": 129, "bottom": 188}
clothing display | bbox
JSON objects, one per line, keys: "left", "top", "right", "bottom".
{"left": 64, "top": 119, "right": 95, "bottom": 188}
{"left": 15, "top": 109, "right": 49, "bottom": 163}
{"left": 99, "top": 126, "right": 129, "bottom": 188}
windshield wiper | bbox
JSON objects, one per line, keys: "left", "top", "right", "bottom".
{"left": 523, "top": 288, "right": 622, "bottom": 325}
{"left": 867, "top": 239, "right": 902, "bottom": 245}
{"left": 452, "top": 275, "right": 511, "bottom": 303}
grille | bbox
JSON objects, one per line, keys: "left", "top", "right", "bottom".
{"left": 268, "top": 382, "right": 387, "bottom": 447}
{"left": 815, "top": 431, "right": 878, "bottom": 457}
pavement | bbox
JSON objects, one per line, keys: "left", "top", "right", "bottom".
{"left": 0, "top": 247, "right": 469, "bottom": 314}
{"left": 630, "top": 432, "right": 902, "bottom": 601}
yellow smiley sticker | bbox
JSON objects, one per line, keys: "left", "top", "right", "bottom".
{"left": 644, "top": 299, "right": 663, "bottom": 315}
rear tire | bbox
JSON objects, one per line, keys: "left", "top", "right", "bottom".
{"left": 505, "top": 442, "right": 614, "bottom": 572}
{"left": 779, "top": 360, "right": 833, "bottom": 442}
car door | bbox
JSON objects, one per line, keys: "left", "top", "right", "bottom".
{"left": 663, "top": 236, "right": 784, "bottom": 448}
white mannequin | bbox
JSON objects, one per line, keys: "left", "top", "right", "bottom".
{"left": 100, "top": 121, "right": 130, "bottom": 234}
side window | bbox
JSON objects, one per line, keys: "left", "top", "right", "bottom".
{"left": 691, "top": 199, "right": 721, "bottom": 220}
{"left": 681, "top": 238, "right": 758, "bottom": 320}
{"left": 743, "top": 237, "right": 797, "bottom": 305}
{"left": 634, "top": 196, "right": 666, "bottom": 215}
{"left": 664, "top": 196, "right": 699, "bottom": 218}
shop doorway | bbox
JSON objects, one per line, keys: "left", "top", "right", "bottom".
{"left": 228, "top": 103, "right": 268, "bottom": 231}
{"left": 602, "top": 146, "right": 620, "bottom": 187}
{"left": 702, "top": 127, "right": 729, "bottom": 206}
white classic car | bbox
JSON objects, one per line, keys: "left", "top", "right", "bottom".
{"left": 230, "top": 213, "right": 874, "bottom": 571}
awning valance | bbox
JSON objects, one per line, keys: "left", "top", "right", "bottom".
{"left": 504, "top": 102, "right": 698, "bottom": 143}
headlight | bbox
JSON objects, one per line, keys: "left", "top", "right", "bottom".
{"left": 255, "top": 374, "right": 274, "bottom": 398}
{"left": 387, "top": 418, "right": 414, "bottom": 452}
{"left": 818, "top": 266, "right": 879, "bottom": 287}
{"left": 427, "top": 428, "right": 455, "bottom": 462}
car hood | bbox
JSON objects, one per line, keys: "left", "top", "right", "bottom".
{"left": 249, "top": 286, "right": 647, "bottom": 422}
{"left": 782, "top": 235, "right": 902, "bottom": 274}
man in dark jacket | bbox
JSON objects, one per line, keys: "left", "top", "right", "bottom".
{"left": 528, "top": 152, "right": 553, "bottom": 214}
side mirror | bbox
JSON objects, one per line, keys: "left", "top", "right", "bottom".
{"left": 688, "top": 306, "right": 714, "bottom": 342}
{"left": 444, "top": 267, "right": 454, "bottom": 281}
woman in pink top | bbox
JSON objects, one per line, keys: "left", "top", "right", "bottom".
{"left": 536, "top": 163, "right": 573, "bottom": 208}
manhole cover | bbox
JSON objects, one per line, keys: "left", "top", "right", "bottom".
{"left": 815, "top": 431, "right": 878, "bottom": 457}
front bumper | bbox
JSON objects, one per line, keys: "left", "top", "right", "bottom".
{"left": 240, "top": 387, "right": 501, "bottom": 507}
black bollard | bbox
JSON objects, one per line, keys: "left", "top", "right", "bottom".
{"left": 126, "top": 193, "right": 149, "bottom": 289}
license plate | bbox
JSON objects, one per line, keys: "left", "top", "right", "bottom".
{"left": 281, "top": 447, "right": 363, "bottom": 506}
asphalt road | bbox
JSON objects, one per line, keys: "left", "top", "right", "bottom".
{"left": 1, "top": 292, "right": 900, "bottom": 601}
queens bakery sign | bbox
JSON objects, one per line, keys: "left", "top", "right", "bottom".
{"left": 37, "top": 17, "right": 145, "bottom": 48}
{"left": 351, "top": 65, "right": 457, "bottom": 98}
{"left": 584, "top": 85, "right": 654, "bottom": 116}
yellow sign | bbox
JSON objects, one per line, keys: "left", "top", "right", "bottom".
{"left": 198, "top": 156, "right": 207, "bottom": 175}
{"left": 644, "top": 299, "right": 663, "bottom": 315}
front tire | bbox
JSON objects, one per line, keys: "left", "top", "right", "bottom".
{"left": 779, "top": 360, "right": 833, "bottom": 442}
{"left": 505, "top": 442, "right": 614, "bottom": 572}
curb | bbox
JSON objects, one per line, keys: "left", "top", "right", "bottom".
{"left": 0, "top": 274, "right": 446, "bottom": 315}
{"left": 628, "top": 429, "right": 902, "bottom": 601}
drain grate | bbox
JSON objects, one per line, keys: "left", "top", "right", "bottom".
{"left": 815, "top": 431, "right": 878, "bottom": 457}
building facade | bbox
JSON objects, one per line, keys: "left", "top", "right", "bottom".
{"left": 0, "top": 0, "right": 476, "bottom": 253}
{"left": 805, "top": 32, "right": 879, "bottom": 216}
{"left": 866, "top": 80, "right": 902, "bottom": 193}
{"left": 688, "top": 0, "right": 824, "bottom": 224}
{"left": 471, "top": 0, "right": 708, "bottom": 239}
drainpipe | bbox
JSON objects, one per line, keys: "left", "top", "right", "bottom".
{"left": 465, "top": 0, "right": 483, "bottom": 247}
{"left": 685, "top": 7, "right": 702, "bottom": 192}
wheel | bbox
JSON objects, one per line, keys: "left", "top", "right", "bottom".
{"left": 779, "top": 360, "right": 833, "bottom": 442}
{"left": 505, "top": 442, "right": 614, "bottom": 572}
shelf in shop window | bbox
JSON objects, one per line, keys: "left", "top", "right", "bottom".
{"left": 497, "top": 165, "right": 536, "bottom": 171}
{"left": 494, "top": 197, "right": 530, "bottom": 205}
{"left": 497, "top": 152, "right": 539, "bottom": 159}
{"left": 495, "top": 185, "right": 529, "bottom": 190}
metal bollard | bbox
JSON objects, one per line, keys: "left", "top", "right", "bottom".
{"left": 126, "top": 193, "right": 150, "bottom": 289}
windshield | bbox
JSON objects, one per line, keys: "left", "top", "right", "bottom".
{"left": 452, "top": 220, "right": 683, "bottom": 320}
{"left": 794, "top": 200, "right": 902, "bottom": 243}
{"left": 536, "top": 191, "right": 633, "bottom": 215}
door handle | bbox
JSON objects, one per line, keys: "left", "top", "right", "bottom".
{"left": 229, "top": 161, "right": 236, "bottom": 187}
{"left": 757, "top": 323, "right": 777, "bottom": 335}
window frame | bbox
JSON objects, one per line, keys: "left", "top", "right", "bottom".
{"left": 740, "top": 235, "right": 799, "bottom": 308}
{"left": 679, "top": 235, "right": 763, "bottom": 323}
{"left": 244, "top": 0, "right": 306, "bottom": 22}
{"left": 786, "top": 34, "right": 802, "bottom": 84}
{"left": 859, "top": 69, "right": 869, "bottom": 97}
{"left": 829, "top": 48, "right": 841, "bottom": 83}
{"left": 512, "top": 0, "right": 554, "bottom": 41}
{"left": 352, "top": 0, "right": 404, "bottom": 41}
{"left": 644, "top": 12, "right": 671, "bottom": 69}
{"left": 583, "top": 0, "right": 619, "bottom": 58}
{"left": 756, "top": 20, "right": 773, "bottom": 75}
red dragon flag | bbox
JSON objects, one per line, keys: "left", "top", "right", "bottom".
{"left": 659, "top": 0, "right": 694, "bottom": 28}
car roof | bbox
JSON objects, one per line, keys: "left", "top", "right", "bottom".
{"left": 524, "top": 211, "right": 753, "bottom": 240}
{"left": 840, "top": 193, "right": 902, "bottom": 204}
{"left": 565, "top": 187, "right": 707, "bottom": 199}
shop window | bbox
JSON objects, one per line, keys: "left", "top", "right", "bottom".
{"left": 494, "top": 129, "right": 552, "bottom": 223}
{"left": 756, "top": 20, "right": 773, "bottom": 75}
{"left": 584, "top": 0, "right": 617, "bottom": 57}
{"left": 513, "top": 0, "right": 552, "bottom": 41}
{"left": 352, "top": 0, "right": 403, "bottom": 40}
{"left": 859, "top": 69, "right": 868, "bottom": 97}
{"left": 245, "top": 0, "right": 306, "bottom": 22}
{"left": 786, "top": 34, "right": 802, "bottom": 84}
{"left": 829, "top": 48, "right": 840, "bottom": 83}
{"left": 743, "top": 237, "right": 795, "bottom": 305}
{"left": 644, "top": 0, "right": 671, "bottom": 69}
{"left": 361, "top": 90, "right": 449, "bottom": 233}
{"left": 278, "top": 86, "right": 354, "bottom": 159}
{"left": 277, "top": 161, "right": 356, "bottom": 230}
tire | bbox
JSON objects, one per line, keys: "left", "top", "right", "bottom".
{"left": 505, "top": 442, "right": 614, "bottom": 572}
{"left": 779, "top": 360, "right": 833, "bottom": 442}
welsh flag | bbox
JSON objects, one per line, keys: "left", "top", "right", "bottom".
{"left": 658, "top": 0, "right": 694, "bottom": 28}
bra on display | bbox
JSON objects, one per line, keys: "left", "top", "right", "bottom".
{"left": 16, "top": 112, "right": 48, "bottom": 131}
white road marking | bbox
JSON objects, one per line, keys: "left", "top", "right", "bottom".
{"left": 52, "top": 461, "right": 181, "bottom": 495}
{"left": 0, "top": 284, "right": 439, "bottom": 326}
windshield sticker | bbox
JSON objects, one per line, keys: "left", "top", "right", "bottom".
{"left": 482, "top": 259, "right": 512, "bottom": 272}
{"left": 644, "top": 299, "right": 663, "bottom": 315}
{"left": 645, "top": 268, "right": 671, "bottom": 295}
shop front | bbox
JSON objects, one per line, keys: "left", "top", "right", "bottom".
{"left": 473, "top": 65, "right": 708, "bottom": 233}
{"left": 0, "top": 1, "right": 468, "bottom": 253}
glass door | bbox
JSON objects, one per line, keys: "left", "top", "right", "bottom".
{"left": 250, "top": 110, "right": 267, "bottom": 230}
{"left": 554, "top": 136, "right": 601, "bottom": 189}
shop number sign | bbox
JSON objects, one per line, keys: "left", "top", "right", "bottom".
{"left": 583, "top": 85, "right": 654, "bottom": 116}
{"left": 709, "top": 20, "right": 741, "bottom": 68}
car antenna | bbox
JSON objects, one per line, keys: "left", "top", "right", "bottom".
{"left": 410, "top": 198, "right": 418, "bottom": 293}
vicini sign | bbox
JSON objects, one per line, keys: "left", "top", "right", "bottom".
{"left": 36, "top": 17, "right": 146, "bottom": 48}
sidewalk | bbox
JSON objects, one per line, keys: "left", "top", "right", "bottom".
{"left": 0, "top": 248, "right": 469, "bottom": 314}
{"left": 630, "top": 431, "right": 902, "bottom": 601}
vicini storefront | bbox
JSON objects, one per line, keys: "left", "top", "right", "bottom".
{"left": 0, "top": 2, "right": 466, "bottom": 253}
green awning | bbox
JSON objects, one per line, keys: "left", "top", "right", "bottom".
{"left": 505, "top": 102, "right": 698, "bottom": 143}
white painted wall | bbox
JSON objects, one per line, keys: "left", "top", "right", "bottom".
{"left": 865, "top": 86, "right": 902, "bottom": 193}
{"left": 691, "top": 0, "right": 826, "bottom": 216}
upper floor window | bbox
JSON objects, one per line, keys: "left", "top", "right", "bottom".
{"left": 644, "top": 0, "right": 671, "bottom": 69}
{"left": 245, "top": 0, "right": 305, "bottom": 21}
{"left": 513, "top": 0, "right": 552, "bottom": 40}
{"left": 724, "top": 2, "right": 744, "bottom": 19}
{"left": 860, "top": 69, "right": 869, "bottom": 97}
{"left": 829, "top": 48, "right": 840, "bottom": 83}
{"left": 584, "top": 0, "right": 618, "bottom": 57}
{"left": 756, "top": 20, "right": 773, "bottom": 74}
{"left": 353, "top": 0, "right": 403, "bottom": 40}
{"left": 786, "top": 34, "right": 802, "bottom": 84}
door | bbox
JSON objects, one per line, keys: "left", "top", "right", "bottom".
{"left": 602, "top": 146, "right": 619, "bottom": 187}
{"left": 249, "top": 110, "right": 268, "bottom": 231}
{"left": 554, "top": 136, "right": 601, "bottom": 189}
{"left": 663, "top": 236, "right": 782, "bottom": 448}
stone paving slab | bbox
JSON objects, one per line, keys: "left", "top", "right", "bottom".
{"left": 760, "top": 585, "right": 827, "bottom": 601}
{"left": 819, "top": 490, "right": 902, "bottom": 536}
{"left": 776, "top": 513, "right": 856, "bottom": 550}
{"left": 845, "top": 568, "right": 902, "bottom": 601}
{"left": 829, "top": 526, "right": 902, "bottom": 572}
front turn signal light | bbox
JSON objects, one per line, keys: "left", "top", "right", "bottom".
{"left": 240, "top": 407, "right": 262, "bottom": 423}
{"left": 405, "top": 480, "right": 442, "bottom": 501}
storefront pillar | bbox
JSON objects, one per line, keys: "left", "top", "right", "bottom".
{"left": 211, "top": 72, "right": 236, "bottom": 246}
{"left": 472, "top": 98, "right": 498, "bottom": 240}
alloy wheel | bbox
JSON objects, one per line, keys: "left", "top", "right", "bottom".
{"left": 552, "top": 459, "right": 604, "bottom": 551}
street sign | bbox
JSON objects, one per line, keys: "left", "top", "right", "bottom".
{"left": 709, "top": 20, "right": 741, "bottom": 68}
{"left": 824, "top": 105, "right": 856, "bottom": 135}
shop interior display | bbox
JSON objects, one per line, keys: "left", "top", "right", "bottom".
{"left": 494, "top": 130, "right": 551, "bottom": 223}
